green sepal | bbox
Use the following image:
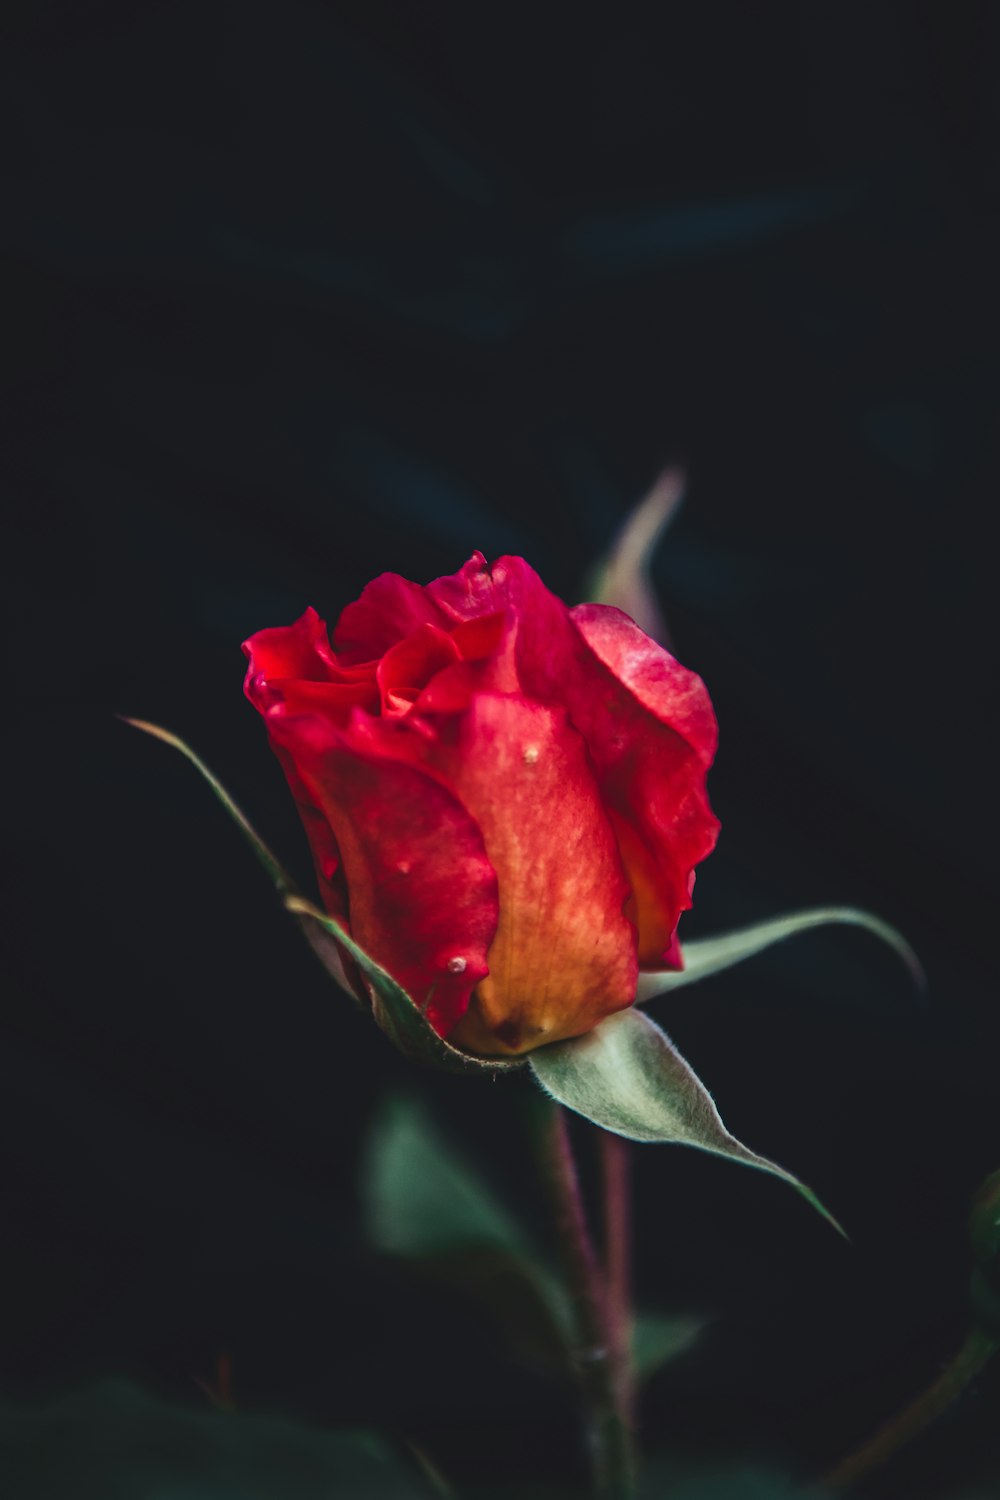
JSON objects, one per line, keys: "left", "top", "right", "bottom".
{"left": 124, "top": 719, "right": 521, "bottom": 1075}
{"left": 121, "top": 719, "right": 293, "bottom": 891}
{"left": 287, "top": 896, "right": 522, "bottom": 1075}
{"left": 529, "top": 1007, "right": 846, "bottom": 1235}
{"left": 636, "top": 906, "right": 924, "bottom": 1004}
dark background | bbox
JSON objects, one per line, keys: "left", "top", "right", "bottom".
{"left": 2, "top": 3, "right": 999, "bottom": 1496}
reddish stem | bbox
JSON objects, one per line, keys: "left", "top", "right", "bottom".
{"left": 538, "top": 1104, "right": 636, "bottom": 1499}
{"left": 601, "top": 1129, "right": 635, "bottom": 1428}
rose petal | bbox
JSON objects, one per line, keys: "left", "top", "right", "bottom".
{"left": 449, "top": 612, "right": 507, "bottom": 663}
{"left": 424, "top": 550, "right": 501, "bottom": 622}
{"left": 244, "top": 611, "right": 379, "bottom": 723}
{"left": 243, "top": 607, "right": 340, "bottom": 684}
{"left": 413, "top": 613, "right": 513, "bottom": 714}
{"left": 332, "top": 572, "right": 452, "bottom": 666}
{"left": 376, "top": 624, "right": 461, "bottom": 718}
{"left": 568, "top": 603, "right": 718, "bottom": 963}
{"left": 249, "top": 726, "right": 367, "bottom": 1003}
{"left": 376, "top": 694, "right": 638, "bottom": 1056}
{"left": 455, "top": 557, "right": 718, "bottom": 968}
{"left": 455, "top": 711, "right": 637, "bottom": 1054}
{"left": 261, "top": 705, "right": 499, "bottom": 1038}
{"left": 256, "top": 678, "right": 381, "bottom": 726}
{"left": 570, "top": 603, "right": 718, "bottom": 763}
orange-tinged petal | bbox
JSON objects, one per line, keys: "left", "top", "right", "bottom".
{"left": 445, "top": 694, "right": 638, "bottom": 1056}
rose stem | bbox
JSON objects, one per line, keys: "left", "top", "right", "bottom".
{"left": 819, "top": 1324, "right": 998, "bottom": 1489}
{"left": 600, "top": 1129, "right": 636, "bottom": 1432}
{"left": 538, "top": 1102, "right": 637, "bottom": 1499}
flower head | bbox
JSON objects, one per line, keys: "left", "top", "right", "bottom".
{"left": 243, "top": 554, "right": 718, "bottom": 1056}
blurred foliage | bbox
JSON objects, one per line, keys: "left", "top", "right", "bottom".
{"left": 0, "top": 1380, "right": 426, "bottom": 1500}
{"left": 364, "top": 1095, "right": 704, "bottom": 1389}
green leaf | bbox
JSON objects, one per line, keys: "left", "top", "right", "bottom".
{"left": 529, "top": 1008, "right": 845, "bottom": 1235}
{"left": 632, "top": 1311, "right": 705, "bottom": 1383}
{"left": 364, "top": 1096, "right": 573, "bottom": 1369}
{"left": 365, "top": 1095, "right": 533, "bottom": 1257}
{"left": 636, "top": 906, "right": 924, "bottom": 1004}
{"left": 125, "top": 719, "right": 520, "bottom": 1074}
{"left": 0, "top": 1379, "right": 426, "bottom": 1499}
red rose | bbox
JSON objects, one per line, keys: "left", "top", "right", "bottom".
{"left": 243, "top": 553, "right": 718, "bottom": 1057}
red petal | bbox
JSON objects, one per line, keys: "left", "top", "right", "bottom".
{"left": 570, "top": 603, "right": 718, "bottom": 764}
{"left": 261, "top": 705, "right": 499, "bottom": 1038}
{"left": 376, "top": 624, "right": 461, "bottom": 718}
{"left": 449, "top": 612, "right": 507, "bottom": 662}
{"left": 243, "top": 610, "right": 379, "bottom": 723}
{"left": 413, "top": 613, "right": 512, "bottom": 715}
{"left": 570, "top": 603, "right": 718, "bottom": 964}
{"left": 261, "top": 732, "right": 369, "bottom": 1005}
{"left": 451, "top": 695, "right": 637, "bottom": 1055}
{"left": 365, "top": 694, "right": 638, "bottom": 1056}
{"left": 478, "top": 559, "right": 719, "bottom": 968}
{"left": 331, "top": 572, "right": 452, "bottom": 666}
{"left": 242, "top": 607, "right": 338, "bottom": 684}
{"left": 424, "top": 550, "right": 499, "bottom": 621}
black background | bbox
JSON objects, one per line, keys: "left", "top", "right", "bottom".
{"left": 2, "top": 3, "right": 999, "bottom": 1496}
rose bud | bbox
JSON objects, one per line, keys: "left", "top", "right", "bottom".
{"left": 243, "top": 553, "right": 718, "bottom": 1057}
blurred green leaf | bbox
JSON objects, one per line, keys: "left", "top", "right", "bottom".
{"left": 636, "top": 906, "right": 923, "bottom": 1004}
{"left": 0, "top": 1380, "right": 427, "bottom": 1500}
{"left": 365, "top": 1097, "right": 573, "bottom": 1369}
{"left": 637, "top": 1459, "right": 829, "bottom": 1500}
{"left": 529, "top": 1009, "right": 844, "bottom": 1235}
{"left": 582, "top": 466, "right": 685, "bottom": 644}
{"left": 632, "top": 1311, "right": 705, "bottom": 1383}
{"left": 366, "top": 1096, "right": 532, "bottom": 1258}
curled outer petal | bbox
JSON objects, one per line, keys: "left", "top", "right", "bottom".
{"left": 250, "top": 702, "right": 500, "bottom": 1039}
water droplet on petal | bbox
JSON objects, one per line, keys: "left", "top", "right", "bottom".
{"left": 446, "top": 956, "right": 467, "bottom": 974}
{"left": 523, "top": 745, "right": 540, "bottom": 764}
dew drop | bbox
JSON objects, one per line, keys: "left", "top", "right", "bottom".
{"left": 523, "top": 745, "right": 540, "bottom": 764}
{"left": 446, "top": 956, "right": 467, "bottom": 974}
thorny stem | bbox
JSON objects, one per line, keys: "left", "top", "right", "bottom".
{"left": 537, "top": 1103, "right": 636, "bottom": 1499}
{"left": 820, "top": 1325, "right": 998, "bottom": 1489}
